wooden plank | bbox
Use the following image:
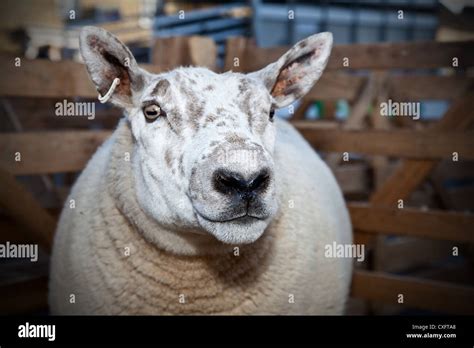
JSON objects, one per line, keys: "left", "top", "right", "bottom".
{"left": 333, "top": 164, "right": 369, "bottom": 194}
{"left": 0, "top": 130, "right": 111, "bottom": 175}
{"left": 1, "top": 125, "right": 472, "bottom": 175}
{"left": 305, "top": 73, "right": 365, "bottom": 101}
{"left": 238, "top": 40, "right": 474, "bottom": 72}
{"left": 294, "top": 126, "right": 474, "bottom": 160}
{"left": 390, "top": 75, "right": 474, "bottom": 101}
{"left": 0, "top": 276, "right": 48, "bottom": 314}
{"left": 351, "top": 270, "right": 474, "bottom": 314}
{"left": 223, "top": 36, "right": 247, "bottom": 72}
{"left": 358, "top": 237, "right": 452, "bottom": 273}
{"left": 152, "top": 36, "right": 217, "bottom": 71}
{"left": 349, "top": 203, "right": 474, "bottom": 242}
{"left": 307, "top": 75, "right": 472, "bottom": 103}
{"left": 325, "top": 74, "right": 376, "bottom": 168}
{"left": 370, "top": 92, "right": 474, "bottom": 205}
{"left": 0, "top": 168, "right": 56, "bottom": 252}
{"left": 1, "top": 51, "right": 470, "bottom": 101}
{"left": 0, "top": 54, "right": 162, "bottom": 99}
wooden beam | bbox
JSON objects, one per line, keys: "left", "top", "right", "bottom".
{"left": 351, "top": 270, "right": 474, "bottom": 314}
{"left": 2, "top": 124, "right": 472, "bottom": 175}
{"left": 349, "top": 203, "right": 474, "bottom": 242}
{"left": 295, "top": 126, "right": 474, "bottom": 160}
{"left": 223, "top": 36, "right": 248, "bottom": 72}
{"left": 0, "top": 130, "right": 111, "bottom": 175}
{"left": 238, "top": 40, "right": 474, "bottom": 72}
{"left": 360, "top": 238, "right": 453, "bottom": 274}
{"left": 1, "top": 51, "right": 471, "bottom": 102}
{"left": 370, "top": 92, "right": 474, "bottom": 205}
{"left": 389, "top": 75, "right": 474, "bottom": 102}
{"left": 0, "top": 276, "right": 48, "bottom": 314}
{"left": 152, "top": 36, "right": 217, "bottom": 71}
{"left": 305, "top": 73, "right": 365, "bottom": 101}
{"left": 334, "top": 164, "right": 369, "bottom": 194}
{"left": 0, "top": 54, "right": 162, "bottom": 99}
{"left": 0, "top": 168, "right": 56, "bottom": 251}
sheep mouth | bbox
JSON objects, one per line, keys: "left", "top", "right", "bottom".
{"left": 195, "top": 211, "right": 268, "bottom": 224}
{"left": 193, "top": 207, "right": 272, "bottom": 244}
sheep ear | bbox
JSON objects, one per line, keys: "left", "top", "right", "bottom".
{"left": 249, "top": 32, "right": 333, "bottom": 108}
{"left": 79, "top": 26, "right": 147, "bottom": 108}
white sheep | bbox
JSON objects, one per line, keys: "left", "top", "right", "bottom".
{"left": 49, "top": 26, "right": 352, "bottom": 314}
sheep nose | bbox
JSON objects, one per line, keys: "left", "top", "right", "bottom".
{"left": 213, "top": 168, "right": 270, "bottom": 199}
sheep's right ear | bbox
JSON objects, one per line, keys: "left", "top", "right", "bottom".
{"left": 79, "top": 26, "right": 148, "bottom": 108}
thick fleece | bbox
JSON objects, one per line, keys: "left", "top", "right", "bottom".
{"left": 49, "top": 118, "right": 352, "bottom": 315}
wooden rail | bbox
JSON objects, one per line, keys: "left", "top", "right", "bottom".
{"left": 349, "top": 203, "right": 474, "bottom": 242}
{"left": 226, "top": 38, "right": 474, "bottom": 71}
{"left": 352, "top": 270, "right": 474, "bottom": 315}
{"left": 1, "top": 54, "right": 472, "bottom": 101}
{"left": 1, "top": 126, "right": 473, "bottom": 175}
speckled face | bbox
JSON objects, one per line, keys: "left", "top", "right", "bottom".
{"left": 80, "top": 26, "right": 333, "bottom": 244}
{"left": 128, "top": 68, "right": 278, "bottom": 244}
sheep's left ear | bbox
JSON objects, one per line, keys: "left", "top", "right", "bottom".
{"left": 79, "top": 26, "right": 149, "bottom": 108}
{"left": 249, "top": 32, "right": 333, "bottom": 108}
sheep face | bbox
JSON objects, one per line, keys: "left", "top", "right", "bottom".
{"left": 80, "top": 27, "right": 333, "bottom": 245}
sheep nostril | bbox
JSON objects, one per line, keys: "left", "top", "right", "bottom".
{"left": 213, "top": 170, "right": 245, "bottom": 195}
{"left": 213, "top": 169, "right": 270, "bottom": 198}
{"left": 249, "top": 169, "right": 270, "bottom": 192}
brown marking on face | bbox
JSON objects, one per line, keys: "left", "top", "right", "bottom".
{"left": 179, "top": 154, "right": 185, "bottom": 175}
{"left": 225, "top": 133, "right": 247, "bottom": 145}
{"left": 152, "top": 79, "right": 170, "bottom": 96}
{"left": 164, "top": 148, "right": 173, "bottom": 168}
{"left": 203, "top": 114, "right": 217, "bottom": 128}
{"left": 166, "top": 106, "right": 183, "bottom": 135}
{"left": 187, "top": 95, "right": 205, "bottom": 131}
{"left": 177, "top": 82, "right": 202, "bottom": 130}
{"left": 238, "top": 92, "right": 253, "bottom": 128}
{"left": 190, "top": 105, "right": 204, "bottom": 130}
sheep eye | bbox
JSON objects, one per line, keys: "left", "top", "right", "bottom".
{"left": 269, "top": 109, "right": 275, "bottom": 122}
{"left": 143, "top": 104, "right": 165, "bottom": 122}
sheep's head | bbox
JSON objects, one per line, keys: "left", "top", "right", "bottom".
{"left": 80, "top": 26, "right": 332, "bottom": 245}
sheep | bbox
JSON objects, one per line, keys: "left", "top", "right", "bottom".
{"left": 49, "top": 26, "right": 353, "bottom": 315}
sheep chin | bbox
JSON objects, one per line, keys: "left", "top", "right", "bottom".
{"left": 195, "top": 213, "right": 269, "bottom": 245}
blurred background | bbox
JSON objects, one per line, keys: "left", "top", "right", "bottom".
{"left": 0, "top": 0, "right": 473, "bottom": 127}
{"left": 0, "top": 0, "right": 473, "bottom": 316}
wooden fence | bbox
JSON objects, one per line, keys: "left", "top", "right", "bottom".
{"left": 0, "top": 37, "right": 473, "bottom": 314}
